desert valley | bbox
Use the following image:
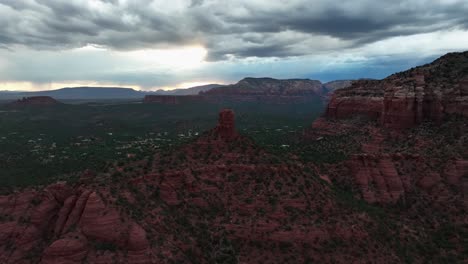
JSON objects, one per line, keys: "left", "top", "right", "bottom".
{"left": 1, "top": 1, "right": 468, "bottom": 263}
{"left": 0, "top": 51, "right": 466, "bottom": 263}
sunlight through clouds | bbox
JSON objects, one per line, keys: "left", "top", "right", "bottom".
{"left": 117, "top": 46, "right": 208, "bottom": 70}
{"left": 0, "top": 0, "right": 467, "bottom": 90}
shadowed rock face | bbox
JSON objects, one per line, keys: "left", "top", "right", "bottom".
{"left": 215, "top": 109, "right": 238, "bottom": 140}
{"left": 0, "top": 184, "right": 150, "bottom": 264}
{"left": 205, "top": 78, "right": 326, "bottom": 96}
{"left": 326, "top": 51, "right": 468, "bottom": 129}
{"left": 201, "top": 77, "right": 335, "bottom": 103}
{"left": 10, "top": 96, "right": 59, "bottom": 106}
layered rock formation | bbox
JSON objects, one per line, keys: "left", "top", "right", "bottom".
{"left": 322, "top": 80, "right": 354, "bottom": 93}
{"left": 326, "top": 51, "right": 468, "bottom": 129}
{"left": 326, "top": 79, "right": 384, "bottom": 120}
{"left": 0, "top": 184, "right": 150, "bottom": 264}
{"left": 310, "top": 53, "right": 467, "bottom": 262}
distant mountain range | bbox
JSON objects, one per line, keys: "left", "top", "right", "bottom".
{"left": 154, "top": 84, "right": 225, "bottom": 95}
{"left": 0, "top": 79, "right": 352, "bottom": 100}
{"left": 0, "top": 87, "right": 146, "bottom": 100}
{"left": 0, "top": 84, "right": 225, "bottom": 100}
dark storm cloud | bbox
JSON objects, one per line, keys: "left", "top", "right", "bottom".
{"left": 0, "top": 0, "right": 467, "bottom": 60}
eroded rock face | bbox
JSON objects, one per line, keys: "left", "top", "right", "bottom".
{"left": 326, "top": 82, "right": 384, "bottom": 120}
{"left": 348, "top": 154, "right": 468, "bottom": 205}
{"left": 325, "top": 51, "right": 468, "bottom": 129}
{"left": 348, "top": 154, "right": 407, "bottom": 204}
{"left": 80, "top": 192, "right": 128, "bottom": 245}
{"left": 0, "top": 187, "right": 149, "bottom": 264}
{"left": 41, "top": 232, "right": 88, "bottom": 264}
{"left": 215, "top": 109, "right": 238, "bottom": 140}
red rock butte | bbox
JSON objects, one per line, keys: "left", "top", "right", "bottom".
{"left": 215, "top": 108, "right": 238, "bottom": 140}
{"left": 11, "top": 96, "right": 59, "bottom": 106}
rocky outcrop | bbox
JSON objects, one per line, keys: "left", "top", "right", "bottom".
{"left": 10, "top": 96, "right": 60, "bottom": 106}
{"left": 80, "top": 192, "right": 128, "bottom": 245}
{"left": 322, "top": 80, "right": 354, "bottom": 93}
{"left": 41, "top": 232, "right": 88, "bottom": 264}
{"left": 326, "top": 80, "right": 384, "bottom": 120}
{"left": 215, "top": 109, "right": 238, "bottom": 140}
{"left": 347, "top": 154, "right": 407, "bottom": 204}
{"left": 0, "top": 186, "right": 149, "bottom": 263}
{"left": 348, "top": 154, "right": 468, "bottom": 205}
{"left": 325, "top": 51, "right": 468, "bottom": 129}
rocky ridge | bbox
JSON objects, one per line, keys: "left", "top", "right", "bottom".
{"left": 326, "top": 51, "right": 468, "bottom": 129}
{"left": 200, "top": 78, "right": 353, "bottom": 103}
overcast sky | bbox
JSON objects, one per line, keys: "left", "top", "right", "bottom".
{"left": 1, "top": 0, "right": 468, "bottom": 91}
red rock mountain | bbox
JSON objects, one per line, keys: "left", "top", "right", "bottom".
{"left": 305, "top": 52, "right": 467, "bottom": 263}
{"left": 143, "top": 78, "right": 353, "bottom": 104}
{"left": 200, "top": 78, "right": 351, "bottom": 103}
{"left": 326, "top": 51, "right": 468, "bottom": 129}
{"left": 204, "top": 77, "right": 326, "bottom": 96}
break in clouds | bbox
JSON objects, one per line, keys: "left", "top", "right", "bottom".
{"left": 1, "top": 0, "right": 468, "bottom": 89}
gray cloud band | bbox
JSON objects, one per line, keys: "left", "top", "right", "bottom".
{"left": 0, "top": 0, "right": 467, "bottom": 60}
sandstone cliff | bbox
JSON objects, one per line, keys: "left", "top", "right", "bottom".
{"left": 326, "top": 51, "right": 468, "bottom": 129}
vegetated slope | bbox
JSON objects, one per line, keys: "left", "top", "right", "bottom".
{"left": 0, "top": 99, "right": 324, "bottom": 188}
{"left": 1, "top": 109, "right": 401, "bottom": 264}
{"left": 308, "top": 51, "right": 468, "bottom": 263}
{"left": 307, "top": 116, "right": 467, "bottom": 263}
